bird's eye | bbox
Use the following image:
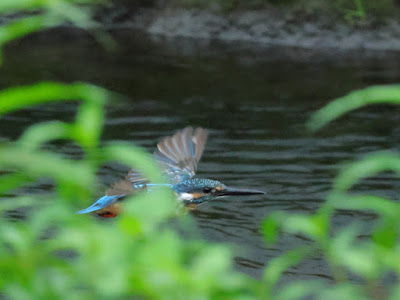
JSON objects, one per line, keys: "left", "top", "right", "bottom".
{"left": 203, "top": 187, "right": 212, "bottom": 193}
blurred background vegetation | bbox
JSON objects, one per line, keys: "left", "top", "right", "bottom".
{"left": 151, "top": 0, "right": 400, "bottom": 23}
{"left": 1, "top": 1, "right": 400, "bottom": 300}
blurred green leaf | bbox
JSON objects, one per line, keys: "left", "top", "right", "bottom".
{"left": 0, "top": 0, "right": 102, "bottom": 15}
{"left": 328, "top": 193, "right": 399, "bottom": 219}
{"left": 273, "top": 280, "right": 325, "bottom": 300}
{"left": 0, "top": 172, "right": 33, "bottom": 195}
{"left": 328, "top": 193, "right": 400, "bottom": 249}
{"left": 191, "top": 245, "right": 232, "bottom": 284}
{"left": 0, "top": 145, "right": 94, "bottom": 191}
{"left": 332, "top": 151, "right": 400, "bottom": 192}
{"left": 73, "top": 99, "right": 105, "bottom": 149}
{"left": 103, "top": 143, "right": 167, "bottom": 184}
{"left": 0, "top": 15, "right": 47, "bottom": 44}
{"left": 0, "top": 196, "right": 35, "bottom": 211}
{"left": 262, "top": 211, "right": 329, "bottom": 246}
{"left": 118, "top": 214, "right": 143, "bottom": 236}
{"left": 261, "top": 215, "right": 280, "bottom": 244}
{"left": 389, "top": 285, "right": 400, "bottom": 300}
{"left": 121, "top": 191, "right": 175, "bottom": 234}
{"left": 289, "top": 215, "right": 325, "bottom": 241}
{"left": 47, "top": 0, "right": 95, "bottom": 29}
{"left": 18, "top": 121, "right": 72, "bottom": 150}
{"left": 317, "top": 283, "right": 369, "bottom": 300}
{"left": 330, "top": 223, "right": 380, "bottom": 279}
{"left": 0, "top": 15, "right": 48, "bottom": 65}
{"left": 263, "top": 246, "right": 312, "bottom": 297}
{"left": 307, "top": 84, "right": 400, "bottom": 131}
{"left": 0, "top": 81, "right": 107, "bottom": 116}
{"left": 372, "top": 223, "right": 398, "bottom": 249}
{"left": 0, "top": 0, "right": 46, "bottom": 13}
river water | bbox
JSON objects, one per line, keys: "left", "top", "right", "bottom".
{"left": 1, "top": 29, "right": 400, "bottom": 281}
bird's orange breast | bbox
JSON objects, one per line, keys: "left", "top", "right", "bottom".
{"left": 97, "top": 202, "right": 122, "bottom": 218}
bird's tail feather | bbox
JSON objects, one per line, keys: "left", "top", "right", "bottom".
{"left": 76, "top": 195, "right": 122, "bottom": 214}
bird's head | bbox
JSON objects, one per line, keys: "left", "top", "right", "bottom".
{"left": 173, "top": 178, "right": 265, "bottom": 205}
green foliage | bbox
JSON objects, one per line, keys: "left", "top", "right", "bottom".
{"left": 0, "top": 0, "right": 109, "bottom": 64}
{"left": 307, "top": 85, "right": 400, "bottom": 132}
{"left": 333, "top": 0, "right": 366, "bottom": 22}
{"left": 0, "top": 81, "right": 261, "bottom": 299}
{"left": 0, "top": 2, "right": 262, "bottom": 299}
{"left": 334, "top": 0, "right": 400, "bottom": 23}
{"left": 263, "top": 84, "right": 400, "bottom": 299}
{"left": 4, "top": 0, "right": 400, "bottom": 299}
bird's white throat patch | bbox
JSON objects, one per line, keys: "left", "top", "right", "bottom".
{"left": 177, "top": 192, "right": 194, "bottom": 202}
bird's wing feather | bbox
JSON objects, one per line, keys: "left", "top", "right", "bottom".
{"left": 154, "top": 126, "right": 208, "bottom": 184}
{"left": 125, "top": 127, "right": 208, "bottom": 186}
{"left": 107, "top": 177, "right": 145, "bottom": 195}
{"left": 193, "top": 127, "right": 208, "bottom": 162}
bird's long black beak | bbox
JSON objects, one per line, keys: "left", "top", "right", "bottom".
{"left": 218, "top": 186, "right": 265, "bottom": 196}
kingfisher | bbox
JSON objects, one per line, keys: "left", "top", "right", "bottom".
{"left": 77, "top": 127, "right": 265, "bottom": 217}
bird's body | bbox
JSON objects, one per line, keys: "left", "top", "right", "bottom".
{"left": 77, "top": 127, "right": 264, "bottom": 217}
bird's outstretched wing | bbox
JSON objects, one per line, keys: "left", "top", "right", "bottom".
{"left": 153, "top": 126, "right": 208, "bottom": 184}
{"left": 127, "top": 127, "right": 208, "bottom": 184}
{"left": 106, "top": 177, "right": 145, "bottom": 195}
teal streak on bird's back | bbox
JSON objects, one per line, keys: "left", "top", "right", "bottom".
{"left": 77, "top": 127, "right": 265, "bottom": 217}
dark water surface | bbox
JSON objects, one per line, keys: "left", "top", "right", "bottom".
{"left": 1, "top": 29, "right": 400, "bottom": 281}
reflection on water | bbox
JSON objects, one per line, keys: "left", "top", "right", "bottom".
{"left": 1, "top": 30, "right": 400, "bottom": 280}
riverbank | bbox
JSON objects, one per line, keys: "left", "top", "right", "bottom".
{"left": 95, "top": 3, "right": 400, "bottom": 52}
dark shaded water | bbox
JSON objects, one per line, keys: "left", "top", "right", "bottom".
{"left": 1, "top": 29, "right": 400, "bottom": 281}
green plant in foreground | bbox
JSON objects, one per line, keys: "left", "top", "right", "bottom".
{"left": 3, "top": 0, "right": 400, "bottom": 299}
{"left": 0, "top": 0, "right": 111, "bottom": 65}
{"left": 262, "top": 85, "right": 400, "bottom": 299}
{"left": 3, "top": 83, "right": 400, "bottom": 299}
{"left": 0, "top": 82, "right": 261, "bottom": 299}
{"left": 0, "top": 2, "right": 260, "bottom": 299}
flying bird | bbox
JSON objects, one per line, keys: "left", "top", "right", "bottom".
{"left": 77, "top": 127, "right": 265, "bottom": 217}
